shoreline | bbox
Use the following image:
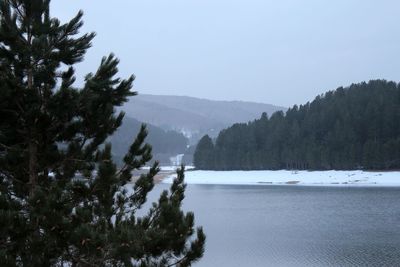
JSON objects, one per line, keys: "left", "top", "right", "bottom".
{"left": 130, "top": 166, "right": 186, "bottom": 184}
{"left": 161, "top": 169, "right": 400, "bottom": 187}
{"left": 153, "top": 170, "right": 175, "bottom": 183}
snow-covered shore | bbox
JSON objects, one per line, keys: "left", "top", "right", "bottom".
{"left": 162, "top": 170, "right": 400, "bottom": 186}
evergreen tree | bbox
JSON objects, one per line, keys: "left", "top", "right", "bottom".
{"left": 193, "top": 135, "right": 214, "bottom": 170}
{"left": 0, "top": 1, "right": 205, "bottom": 266}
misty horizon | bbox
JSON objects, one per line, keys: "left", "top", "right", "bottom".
{"left": 51, "top": 0, "right": 400, "bottom": 107}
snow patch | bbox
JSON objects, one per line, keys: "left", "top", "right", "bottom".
{"left": 162, "top": 170, "right": 400, "bottom": 187}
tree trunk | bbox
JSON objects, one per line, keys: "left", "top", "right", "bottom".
{"left": 27, "top": 47, "right": 37, "bottom": 195}
{"left": 29, "top": 139, "right": 38, "bottom": 196}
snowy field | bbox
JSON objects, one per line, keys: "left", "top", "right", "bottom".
{"left": 162, "top": 170, "right": 400, "bottom": 186}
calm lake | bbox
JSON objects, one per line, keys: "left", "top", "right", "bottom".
{"left": 149, "top": 184, "right": 400, "bottom": 267}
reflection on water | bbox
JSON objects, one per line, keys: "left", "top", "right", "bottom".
{"left": 149, "top": 184, "right": 400, "bottom": 267}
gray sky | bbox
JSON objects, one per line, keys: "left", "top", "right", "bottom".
{"left": 51, "top": 0, "right": 400, "bottom": 107}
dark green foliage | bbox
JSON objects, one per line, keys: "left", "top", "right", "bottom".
{"left": 0, "top": 1, "right": 204, "bottom": 266}
{"left": 195, "top": 80, "right": 400, "bottom": 170}
{"left": 193, "top": 135, "right": 214, "bottom": 170}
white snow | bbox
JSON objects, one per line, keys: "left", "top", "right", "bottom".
{"left": 162, "top": 170, "right": 400, "bottom": 186}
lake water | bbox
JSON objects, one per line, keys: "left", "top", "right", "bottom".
{"left": 149, "top": 184, "right": 400, "bottom": 266}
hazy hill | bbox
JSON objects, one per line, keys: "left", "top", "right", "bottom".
{"left": 121, "top": 94, "right": 286, "bottom": 144}
{"left": 109, "top": 116, "right": 188, "bottom": 165}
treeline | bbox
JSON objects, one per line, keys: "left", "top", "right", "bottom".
{"left": 194, "top": 80, "right": 400, "bottom": 170}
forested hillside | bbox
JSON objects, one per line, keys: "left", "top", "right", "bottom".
{"left": 194, "top": 80, "right": 400, "bottom": 170}
{"left": 121, "top": 94, "right": 286, "bottom": 144}
{"left": 109, "top": 116, "right": 188, "bottom": 164}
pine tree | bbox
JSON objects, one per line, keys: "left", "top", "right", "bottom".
{"left": 193, "top": 135, "right": 214, "bottom": 170}
{"left": 0, "top": 1, "right": 205, "bottom": 266}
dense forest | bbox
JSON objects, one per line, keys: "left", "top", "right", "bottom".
{"left": 194, "top": 80, "right": 400, "bottom": 170}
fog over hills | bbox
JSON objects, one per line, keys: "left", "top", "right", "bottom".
{"left": 109, "top": 116, "right": 188, "bottom": 165}
{"left": 121, "top": 94, "right": 286, "bottom": 144}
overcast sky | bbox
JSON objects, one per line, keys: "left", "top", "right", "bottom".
{"left": 51, "top": 0, "right": 400, "bottom": 107}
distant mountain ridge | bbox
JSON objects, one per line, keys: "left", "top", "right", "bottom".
{"left": 121, "top": 94, "right": 286, "bottom": 144}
